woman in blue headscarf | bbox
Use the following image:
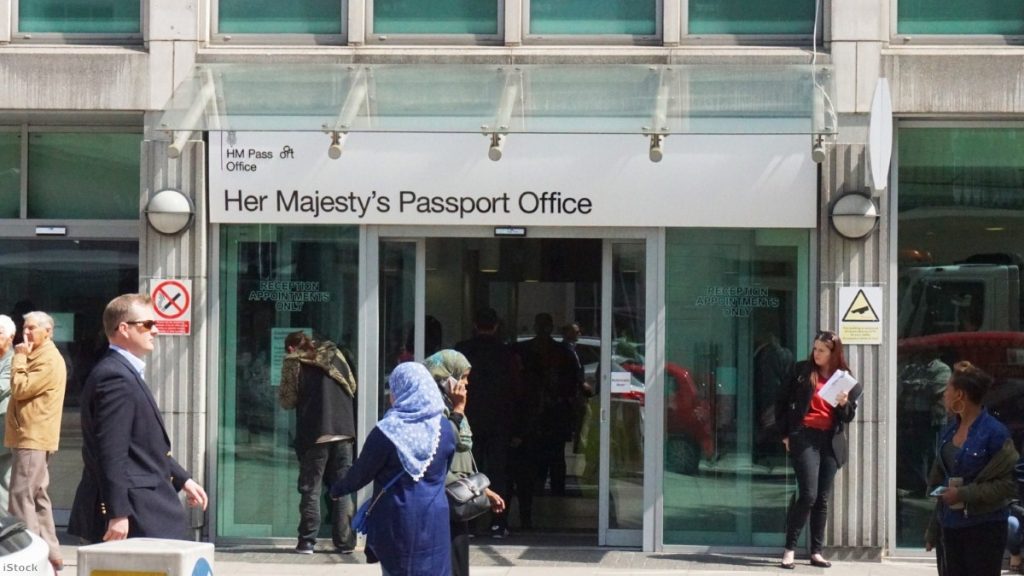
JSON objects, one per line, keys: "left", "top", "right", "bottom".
{"left": 331, "top": 362, "right": 457, "bottom": 576}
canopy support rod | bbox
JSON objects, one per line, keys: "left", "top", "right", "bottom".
{"left": 168, "top": 68, "right": 217, "bottom": 159}
{"left": 487, "top": 67, "right": 522, "bottom": 161}
{"left": 326, "top": 67, "right": 369, "bottom": 159}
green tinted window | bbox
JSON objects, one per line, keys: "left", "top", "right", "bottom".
{"left": 0, "top": 133, "right": 18, "bottom": 218}
{"left": 898, "top": 0, "right": 1024, "bottom": 35}
{"left": 19, "top": 0, "right": 140, "bottom": 34}
{"left": 530, "top": 0, "right": 656, "bottom": 35}
{"left": 664, "top": 228, "right": 808, "bottom": 545}
{"left": 896, "top": 127, "right": 1024, "bottom": 547}
{"left": 374, "top": 0, "right": 498, "bottom": 34}
{"left": 27, "top": 133, "right": 141, "bottom": 219}
{"left": 218, "top": 225, "right": 359, "bottom": 538}
{"left": 219, "top": 0, "right": 342, "bottom": 34}
{"left": 689, "top": 0, "right": 815, "bottom": 35}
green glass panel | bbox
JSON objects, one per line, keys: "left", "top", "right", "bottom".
{"left": 689, "top": 0, "right": 815, "bottom": 35}
{"left": 19, "top": 0, "right": 140, "bottom": 34}
{"left": 27, "top": 133, "right": 141, "bottom": 220}
{"left": 219, "top": 0, "right": 342, "bottom": 34}
{"left": 374, "top": 0, "right": 498, "bottom": 34}
{"left": 895, "top": 128, "right": 1024, "bottom": 548}
{"left": 530, "top": 0, "right": 656, "bottom": 35}
{"left": 380, "top": 241, "right": 416, "bottom": 420}
{"left": 218, "top": 225, "right": 359, "bottom": 538}
{"left": 0, "top": 133, "right": 19, "bottom": 218}
{"left": 0, "top": 239, "right": 138, "bottom": 511}
{"left": 898, "top": 0, "right": 1024, "bottom": 35}
{"left": 664, "top": 228, "right": 807, "bottom": 546}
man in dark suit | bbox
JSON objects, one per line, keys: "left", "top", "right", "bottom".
{"left": 68, "top": 293, "right": 207, "bottom": 543}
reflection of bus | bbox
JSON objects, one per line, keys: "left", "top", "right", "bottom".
{"left": 897, "top": 253, "right": 1024, "bottom": 444}
{"left": 898, "top": 254, "right": 1022, "bottom": 337}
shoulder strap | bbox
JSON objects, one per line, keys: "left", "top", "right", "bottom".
{"left": 365, "top": 471, "right": 405, "bottom": 515}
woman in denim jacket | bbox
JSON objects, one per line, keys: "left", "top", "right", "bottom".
{"left": 925, "top": 361, "right": 1019, "bottom": 576}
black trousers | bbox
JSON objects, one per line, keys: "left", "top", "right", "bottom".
{"left": 941, "top": 520, "right": 1007, "bottom": 576}
{"left": 472, "top": 431, "right": 510, "bottom": 529}
{"left": 784, "top": 427, "right": 838, "bottom": 554}
{"left": 450, "top": 519, "right": 470, "bottom": 576}
{"left": 296, "top": 439, "right": 355, "bottom": 548}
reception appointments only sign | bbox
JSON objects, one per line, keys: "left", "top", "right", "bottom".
{"left": 207, "top": 132, "right": 816, "bottom": 228}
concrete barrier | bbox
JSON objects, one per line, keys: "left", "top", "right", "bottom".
{"left": 77, "top": 539, "right": 213, "bottom": 576}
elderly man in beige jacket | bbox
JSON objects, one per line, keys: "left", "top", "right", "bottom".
{"left": 6, "top": 311, "right": 66, "bottom": 572}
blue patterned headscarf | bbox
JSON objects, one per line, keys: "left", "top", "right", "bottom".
{"left": 377, "top": 362, "right": 445, "bottom": 481}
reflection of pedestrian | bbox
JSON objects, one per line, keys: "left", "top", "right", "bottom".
{"left": 775, "top": 330, "right": 862, "bottom": 570}
{"left": 330, "top": 363, "right": 456, "bottom": 576}
{"left": 69, "top": 295, "right": 208, "bottom": 550}
{"left": 7, "top": 311, "right": 66, "bottom": 571}
{"left": 279, "top": 331, "right": 357, "bottom": 554}
{"left": 897, "top": 355, "right": 951, "bottom": 494}
{"left": 562, "top": 323, "right": 593, "bottom": 455}
{"left": 752, "top": 332, "right": 793, "bottom": 465}
{"left": 925, "top": 362, "right": 1018, "bottom": 576}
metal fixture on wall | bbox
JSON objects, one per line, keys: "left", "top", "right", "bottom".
{"left": 811, "top": 135, "right": 827, "bottom": 164}
{"left": 830, "top": 193, "right": 878, "bottom": 239}
{"left": 145, "top": 189, "right": 195, "bottom": 235}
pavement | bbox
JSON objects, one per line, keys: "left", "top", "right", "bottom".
{"left": 56, "top": 541, "right": 942, "bottom": 576}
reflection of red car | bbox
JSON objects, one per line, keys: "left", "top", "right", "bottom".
{"left": 619, "top": 361, "right": 715, "bottom": 473}
{"left": 898, "top": 331, "right": 1024, "bottom": 443}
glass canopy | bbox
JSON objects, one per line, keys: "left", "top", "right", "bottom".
{"left": 157, "top": 63, "right": 836, "bottom": 135}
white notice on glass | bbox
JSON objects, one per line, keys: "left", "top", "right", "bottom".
{"left": 817, "top": 370, "right": 858, "bottom": 407}
{"left": 610, "top": 372, "right": 632, "bottom": 394}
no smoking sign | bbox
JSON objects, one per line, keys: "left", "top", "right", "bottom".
{"left": 150, "top": 278, "right": 192, "bottom": 336}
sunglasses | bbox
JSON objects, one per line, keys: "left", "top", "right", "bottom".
{"left": 816, "top": 330, "right": 837, "bottom": 343}
{"left": 124, "top": 319, "right": 158, "bottom": 331}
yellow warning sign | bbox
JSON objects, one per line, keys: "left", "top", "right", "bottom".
{"left": 842, "top": 289, "right": 879, "bottom": 322}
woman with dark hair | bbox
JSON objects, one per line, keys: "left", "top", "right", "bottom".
{"left": 423, "top": 350, "right": 505, "bottom": 576}
{"left": 924, "top": 361, "right": 1019, "bottom": 576}
{"left": 775, "top": 330, "right": 863, "bottom": 569}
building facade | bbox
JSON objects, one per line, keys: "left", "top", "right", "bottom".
{"left": 1, "top": 0, "right": 1022, "bottom": 556}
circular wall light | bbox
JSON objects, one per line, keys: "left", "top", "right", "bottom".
{"left": 145, "top": 189, "right": 195, "bottom": 235}
{"left": 831, "top": 193, "right": 878, "bottom": 240}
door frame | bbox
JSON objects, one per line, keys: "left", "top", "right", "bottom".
{"left": 364, "top": 225, "right": 661, "bottom": 551}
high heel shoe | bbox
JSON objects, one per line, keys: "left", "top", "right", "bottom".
{"left": 809, "top": 555, "right": 832, "bottom": 568}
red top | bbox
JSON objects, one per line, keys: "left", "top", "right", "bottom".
{"left": 801, "top": 373, "right": 834, "bottom": 431}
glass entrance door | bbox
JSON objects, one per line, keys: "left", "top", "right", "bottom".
{"left": 600, "top": 240, "right": 647, "bottom": 546}
{"left": 376, "top": 230, "right": 651, "bottom": 546}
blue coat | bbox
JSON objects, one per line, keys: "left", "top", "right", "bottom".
{"left": 333, "top": 422, "right": 456, "bottom": 576}
{"left": 68, "top": 349, "right": 192, "bottom": 542}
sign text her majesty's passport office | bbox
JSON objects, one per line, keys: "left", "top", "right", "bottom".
{"left": 221, "top": 188, "right": 593, "bottom": 219}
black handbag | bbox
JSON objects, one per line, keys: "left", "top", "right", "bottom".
{"left": 446, "top": 450, "right": 491, "bottom": 522}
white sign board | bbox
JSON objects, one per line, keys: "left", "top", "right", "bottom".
{"left": 208, "top": 132, "right": 816, "bottom": 228}
{"left": 150, "top": 278, "right": 192, "bottom": 336}
{"left": 610, "top": 371, "right": 633, "bottom": 394}
{"left": 838, "top": 286, "right": 883, "bottom": 345}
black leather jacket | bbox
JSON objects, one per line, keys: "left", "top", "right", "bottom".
{"left": 774, "top": 360, "right": 863, "bottom": 468}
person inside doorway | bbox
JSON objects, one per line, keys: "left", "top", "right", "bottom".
{"left": 455, "top": 308, "right": 520, "bottom": 538}
{"left": 517, "top": 313, "right": 579, "bottom": 503}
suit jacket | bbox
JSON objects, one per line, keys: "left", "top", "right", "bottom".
{"left": 68, "top": 349, "right": 192, "bottom": 542}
